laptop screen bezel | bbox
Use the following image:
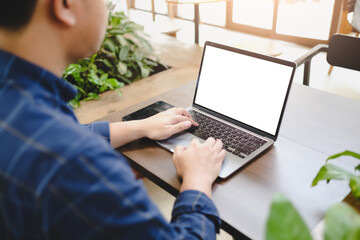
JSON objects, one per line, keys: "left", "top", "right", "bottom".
{"left": 192, "top": 41, "right": 296, "bottom": 141}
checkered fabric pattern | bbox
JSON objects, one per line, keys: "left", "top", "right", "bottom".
{"left": 0, "top": 49, "right": 220, "bottom": 239}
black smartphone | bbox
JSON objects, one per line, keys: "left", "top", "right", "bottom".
{"left": 122, "top": 101, "right": 174, "bottom": 121}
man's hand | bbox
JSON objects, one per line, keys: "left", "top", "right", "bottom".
{"left": 141, "top": 108, "right": 198, "bottom": 140}
{"left": 172, "top": 138, "right": 226, "bottom": 199}
{"left": 110, "top": 108, "right": 197, "bottom": 148}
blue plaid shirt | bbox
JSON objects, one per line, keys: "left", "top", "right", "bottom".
{"left": 0, "top": 49, "right": 220, "bottom": 239}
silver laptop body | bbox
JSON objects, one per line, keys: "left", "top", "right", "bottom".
{"left": 159, "top": 41, "right": 296, "bottom": 179}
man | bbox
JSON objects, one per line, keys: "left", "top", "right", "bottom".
{"left": 0, "top": 0, "right": 226, "bottom": 239}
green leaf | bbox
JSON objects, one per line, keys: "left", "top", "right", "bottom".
{"left": 131, "top": 32, "right": 152, "bottom": 51}
{"left": 327, "top": 151, "right": 360, "bottom": 173}
{"left": 110, "top": 17, "right": 121, "bottom": 27}
{"left": 137, "top": 61, "right": 151, "bottom": 78}
{"left": 97, "top": 58, "right": 113, "bottom": 68}
{"left": 349, "top": 177, "right": 360, "bottom": 198}
{"left": 103, "top": 38, "right": 117, "bottom": 52}
{"left": 83, "top": 92, "right": 99, "bottom": 101}
{"left": 140, "top": 65, "right": 151, "bottom": 78}
{"left": 99, "top": 73, "right": 108, "bottom": 84}
{"left": 312, "top": 164, "right": 356, "bottom": 187}
{"left": 117, "top": 62, "right": 128, "bottom": 75}
{"left": 109, "top": 12, "right": 125, "bottom": 27}
{"left": 74, "top": 85, "right": 86, "bottom": 95}
{"left": 105, "top": 78, "right": 124, "bottom": 89}
{"left": 99, "top": 85, "right": 107, "bottom": 93}
{"left": 115, "top": 35, "right": 128, "bottom": 46}
{"left": 90, "top": 62, "right": 97, "bottom": 71}
{"left": 88, "top": 70, "right": 101, "bottom": 85}
{"left": 118, "top": 75, "right": 132, "bottom": 85}
{"left": 266, "top": 194, "right": 312, "bottom": 240}
{"left": 98, "top": 69, "right": 105, "bottom": 75}
{"left": 107, "top": 28, "right": 125, "bottom": 35}
{"left": 327, "top": 151, "right": 360, "bottom": 163}
{"left": 64, "top": 67, "right": 83, "bottom": 84}
{"left": 124, "top": 69, "right": 132, "bottom": 78}
{"left": 90, "top": 53, "right": 97, "bottom": 64}
{"left": 100, "top": 49, "right": 115, "bottom": 59}
{"left": 73, "top": 91, "right": 83, "bottom": 101}
{"left": 119, "top": 46, "right": 130, "bottom": 61}
{"left": 63, "top": 64, "right": 81, "bottom": 78}
{"left": 143, "top": 58, "right": 158, "bottom": 67}
{"left": 325, "top": 203, "right": 360, "bottom": 240}
{"left": 123, "top": 33, "right": 141, "bottom": 47}
{"left": 134, "top": 50, "right": 145, "bottom": 62}
{"left": 104, "top": 59, "right": 113, "bottom": 68}
{"left": 79, "top": 65, "right": 88, "bottom": 73}
{"left": 68, "top": 99, "right": 80, "bottom": 109}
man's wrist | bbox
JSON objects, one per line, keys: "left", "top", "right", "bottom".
{"left": 109, "top": 120, "right": 148, "bottom": 148}
{"left": 136, "top": 119, "right": 149, "bottom": 139}
{"left": 180, "top": 175, "right": 213, "bottom": 199}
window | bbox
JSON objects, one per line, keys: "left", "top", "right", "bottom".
{"left": 227, "top": 0, "right": 342, "bottom": 46}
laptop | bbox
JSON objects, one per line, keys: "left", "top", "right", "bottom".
{"left": 154, "top": 41, "right": 296, "bottom": 179}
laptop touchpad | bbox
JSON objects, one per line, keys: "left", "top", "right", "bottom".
{"left": 158, "top": 132, "right": 204, "bottom": 152}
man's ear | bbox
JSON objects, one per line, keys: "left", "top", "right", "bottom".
{"left": 53, "top": 0, "right": 76, "bottom": 26}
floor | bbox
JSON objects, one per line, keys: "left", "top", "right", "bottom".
{"left": 78, "top": 7, "right": 360, "bottom": 239}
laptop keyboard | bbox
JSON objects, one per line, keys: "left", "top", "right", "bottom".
{"left": 188, "top": 110, "right": 267, "bottom": 158}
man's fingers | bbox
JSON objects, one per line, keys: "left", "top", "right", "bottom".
{"left": 204, "top": 137, "right": 216, "bottom": 146}
{"left": 171, "top": 108, "right": 199, "bottom": 126}
{"left": 213, "top": 139, "right": 223, "bottom": 151}
{"left": 168, "top": 121, "right": 192, "bottom": 137}
{"left": 172, "top": 115, "right": 198, "bottom": 127}
{"left": 174, "top": 145, "right": 186, "bottom": 154}
{"left": 172, "top": 107, "right": 189, "bottom": 116}
{"left": 218, "top": 149, "right": 227, "bottom": 161}
{"left": 190, "top": 138, "right": 200, "bottom": 146}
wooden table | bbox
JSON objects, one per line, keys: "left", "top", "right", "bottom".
{"left": 100, "top": 80, "right": 360, "bottom": 239}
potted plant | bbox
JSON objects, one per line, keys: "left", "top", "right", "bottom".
{"left": 63, "top": 11, "right": 167, "bottom": 108}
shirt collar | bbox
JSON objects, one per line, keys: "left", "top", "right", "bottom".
{"left": 0, "top": 49, "right": 77, "bottom": 103}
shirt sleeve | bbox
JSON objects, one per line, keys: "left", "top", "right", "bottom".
{"left": 172, "top": 190, "right": 221, "bottom": 237}
{"left": 82, "top": 121, "right": 110, "bottom": 143}
{"left": 40, "top": 137, "right": 221, "bottom": 240}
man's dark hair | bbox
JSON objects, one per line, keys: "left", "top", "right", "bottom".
{"left": 0, "top": 1, "right": 39, "bottom": 30}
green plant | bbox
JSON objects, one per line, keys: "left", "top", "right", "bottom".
{"left": 312, "top": 151, "right": 360, "bottom": 199}
{"left": 266, "top": 194, "right": 360, "bottom": 240}
{"left": 266, "top": 151, "right": 360, "bottom": 240}
{"left": 266, "top": 194, "right": 312, "bottom": 240}
{"left": 63, "top": 11, "right": 167, "bottom": 108}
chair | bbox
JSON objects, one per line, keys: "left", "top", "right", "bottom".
{"left": 328, "top": 0, "right": 359, "bottom": 75}
{"left": 295, "top": 34, "right": 360, "bottom": 86}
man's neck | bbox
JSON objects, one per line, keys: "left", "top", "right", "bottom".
{"left": 0, "top": 24, "right": 68, "bottom": 77}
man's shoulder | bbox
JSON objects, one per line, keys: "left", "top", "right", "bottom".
{"left": 0, "top": 91, "right": 118, "bottom": 195}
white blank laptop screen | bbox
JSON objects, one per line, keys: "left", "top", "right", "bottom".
{"left": 194, "top": 45, "right": 293, "bottom": 135}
